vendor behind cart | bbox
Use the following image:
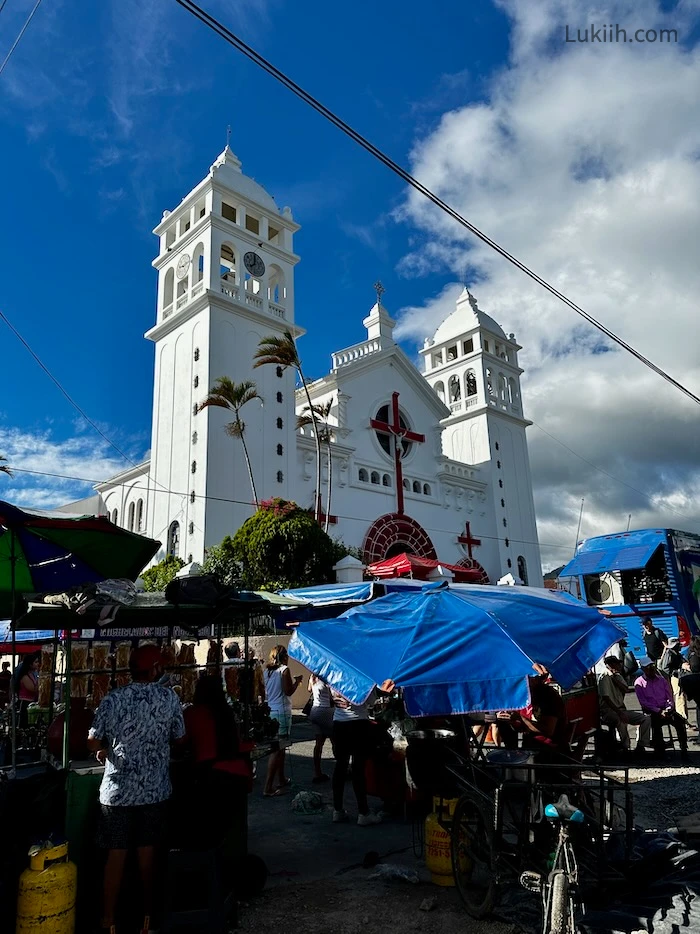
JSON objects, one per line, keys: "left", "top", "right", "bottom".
{"left": 498, "top": 667, "right": 570, "bottom": 758}
{"left": 87, "top": 644, "right": 185, "bottom": 934}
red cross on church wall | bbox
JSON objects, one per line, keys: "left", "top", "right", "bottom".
{"left": 369, "top": 392, "right": 425, "bottom": 515}
{"left": 458, "top": 521, "right": 481, "bottom": 557}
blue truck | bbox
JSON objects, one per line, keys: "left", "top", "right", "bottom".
{"left": 558, "top": 528, "right": 700, "bottom": 657}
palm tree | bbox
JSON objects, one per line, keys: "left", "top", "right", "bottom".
{"left": 0, "top": 455, "right": 11, "bottom": 477}
{"left": 198, "top": 377, "right": 262, "bottom": 509}
{"left": 254, "top": 330, "right": 323, "bottom": 523}
{"left": 298, "top": 398, "right": 334, "bottom": 532}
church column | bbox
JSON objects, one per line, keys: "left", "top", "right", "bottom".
{"left": 337, "top": 392, "right": 350, "bottom": 430}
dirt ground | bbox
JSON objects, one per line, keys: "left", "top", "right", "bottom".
{"left": 238, "top": 717, "right": 700, "bottom": 934}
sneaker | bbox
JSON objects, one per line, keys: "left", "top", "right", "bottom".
{"left": 333, "top": 809, "right": 349, "bottom": 823}
{"left": 357, "top": 812, "right": 382, "bottom": 827}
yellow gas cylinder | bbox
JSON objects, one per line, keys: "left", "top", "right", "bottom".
{"left": 425, "top": 797, "right": 462, "bottom": 886}
{"left": 16, "top": 842, "right": 76, "bottom": 934}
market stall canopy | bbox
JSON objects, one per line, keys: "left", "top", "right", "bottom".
{"left": 0, "top": 620, "right": 54, "bottom": 653}
{"left": 366, "top": 552, "right": 487, "bottom": 583}
{"left": 288, "top": 581, "right": 624, "bottom": 717}
{"left": 276, "top": 582, "right": 376, "bottom": 606}
{"left": 0, "top": 501, "right": 161, "bottom": 618}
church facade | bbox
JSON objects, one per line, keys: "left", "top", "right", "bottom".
{"left": 95, "top": 147, "right": 542, "bottom": 586}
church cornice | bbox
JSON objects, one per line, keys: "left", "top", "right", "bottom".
{"left": 144, "top": 289, "right": 305, "bottom": 343}
{"left": 95, "top": 460, "right": 151, "bottom": 491}
{"left": 441, "top": 405, "right": 532, "bottom": 429}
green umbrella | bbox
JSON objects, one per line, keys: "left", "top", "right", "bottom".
{"left": 0, "top": 500, "right": 161, "bottom": 618}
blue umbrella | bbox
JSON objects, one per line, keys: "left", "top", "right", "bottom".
{"left": 288, "top": 581, "right": 624, "bottom": 717}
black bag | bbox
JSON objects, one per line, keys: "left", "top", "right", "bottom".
{"left": 165, "top": 574, "right": 224, "bottom": 606}
{"left": 302, "top": 698, "right": 313, "bottom": 717}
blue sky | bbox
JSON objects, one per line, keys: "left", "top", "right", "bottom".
{"left": 2, "top": 0, "right": 700, "bottom": 568}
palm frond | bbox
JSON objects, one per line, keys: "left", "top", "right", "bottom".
{"left": 225, "top": 420, "right": 245, "bottom": 438}
{"left": 253, "top": 330, "right": 300, "bottom": 369}
{"left": 296, "top": 413, "right": 314, "bottom": 429}
{"left": 199, "top": 377, "right": 261, "bottom": 414}
{"left": 0, "top": 455, "right": 11, "bottom": 477}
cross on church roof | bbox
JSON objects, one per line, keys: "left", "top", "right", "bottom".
{"left": 226, "top": 125, "right": 232, "bottom": 147}
{"left": 373, "top": 280, "right": 385, "bottom": 305}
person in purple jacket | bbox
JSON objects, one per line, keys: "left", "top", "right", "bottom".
{"left": 635, "top": 657, "right": 690, "bottom": 762}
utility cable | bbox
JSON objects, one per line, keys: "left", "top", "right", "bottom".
{"left": 1, "top": 464, "right": 626, "bottom": 553}
{"left": 0, "top": 0, "right": 42, "bottom": 77}
{"left": 174, "top": 0, "right": 700, "bottom": 409}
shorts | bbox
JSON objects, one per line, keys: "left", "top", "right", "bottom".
{"left": 97, "top": 801, "right": 169, "bottom": 850}
{"left": 270, "top": 707, "right": 292, "bottom": 739}
{"left": 309, "top": 706, "right": 334, "bottom": 738}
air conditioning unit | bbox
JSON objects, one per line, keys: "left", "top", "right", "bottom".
{"left": 584, "top": 573, "right": 623, "bottom": 606}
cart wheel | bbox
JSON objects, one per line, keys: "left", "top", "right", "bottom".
{"left": 451, "top": 794, "right": 498, "bottom": 918}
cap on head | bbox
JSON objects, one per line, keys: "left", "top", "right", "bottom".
{"left": 130, "top": 644, "right": 163, "bottom": 675}
{"left": 640, "top": 656, "right": 654, "bottom": 668}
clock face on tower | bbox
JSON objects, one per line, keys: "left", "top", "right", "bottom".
{"left": 243, "top": 251, "right": 266, "bottom": 278}
{"left": 176, "top": 253, "right": 191, "bottom": 280}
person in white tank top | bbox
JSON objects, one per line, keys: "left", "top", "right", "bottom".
{"left": 263, "top": 645, "right": 302, "bottom": 797}
{"left": 307, "top": 674, "right": 333, "bottom": 783}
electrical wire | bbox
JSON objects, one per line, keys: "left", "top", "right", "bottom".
{"left": 174, "top": 0, "right": 700, "bottom": 409}
{"left": 0, "top": 0, "right": 10, "bottom": 18}
{"left": 5, "top": 464, "right": 573, "bottom": 551}
{"left": 0, "top": 0, "right": 42, "bottom": 77}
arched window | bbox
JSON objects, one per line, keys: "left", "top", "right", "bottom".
{"left": 276, "top": 392, "right": 283, "bottom": 403}
{"left": 403, "top": 478, "right": 409, "bottom": 490}
{"left": 412, "top": 480, "right": 421, "bottom": 493}
{"left": 192, "top": 431, "right": 198, "bottom": 444}
{"left": 503, "top": 518, "right": 507, "bottom": 527}
{"left": 382, "top": 473, "right": 391, "bottom": 487}
{"left": 111, "top": 508, "right": 118, "bottom": 525}
{"left": 277, "top": 444, "right": 283, "bottom": 456}
{"left": 189, "top": 521, "right": 194, "bottom": 535}
{"left": 507, "top": 558, "right": 512, "bottom": 569}
{"left": 167, "top": 521, "right": 180, "bottom": 558}
{"left": 127, "top": 502, "right": 135, "bottom": 531}
{"left": 276, "top": 366, "right": 283, "bottom": 378}
{"left": 192, "top": 403, "right": 198, "bottom": 417}
{"left": 517, "top": 556, "right": 529, "bottom": 585}
{"left": 486, "top": 368, "right": 495, "bottom": 397}
{"left": 220, "top": 243, "right": 237, "bottom": 283}
{"left": 136, "top": 499, "right": 144, "bottom": 532}
{"left": 194, "top": 348, "right": 200, "bottom": 362}
{"left": 193, "top": 242, "right": 204, "bottom": 284}
{"left": 277, "top": 417, "right": 283, "bottom": 430}
{"left": 193, "top": 375, "right": 199, "bottom": 389}
{"left": 500, "top": 498, "right": 505, "bottom": 508}
{"left": 176, "top": 274, "right": 188, "bottom": 301}
{"left": 465, "top": 369, "right": 477, "bottom": 397}
{"left": 190, "top": 490, "right": 196, "bottom": 503}
{"left": 370, "top": 471, "right": 380, "bottom": 484}
{"left": 423, "top": 483, "right": 431, "bottom": 496}
{"left": 499, "top": 479, "right": 503, "bottom": 488}
{"left": 508, "top": 377, "right": 519, "bottom": 405}
{"left": 448, "top": 375, "right": 461, "bottom": 402}
{"left": 191, "top": 461, "right": 197, "bottom": 474}
{"left": 358, "top": 468, "right": 369, "bottom": 482}
{"left": 276, "top": 470, "right": 284, "bottom": 483}
{"left": 267, "top": 264, "right": 286, "bottom": 305}
{"left": 163, "top": 268, "right": 174, "bottom": 310}
{"left": 434, "top": 380, "right": 445, "bottom": 403}
{"left": 498, "top": 373, "right": 507, "bottom": 402}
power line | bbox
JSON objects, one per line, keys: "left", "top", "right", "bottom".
{"left": 5, "top": 464, "right": 573, "bottom": 551}
{"left": 530, "top": 420, "right": 694, "bottom": 526}
{"left": 174, "top": 0, "right": 700, "bottom": 409}
{"left": 0, "top": 0, "right": 11, "bottom": 18}
{"left": 0, "top": 0, "right": 42, "bottom": 77}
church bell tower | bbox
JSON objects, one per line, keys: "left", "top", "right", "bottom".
{"left": 421, "top": 288, "right": 542, "bottom": 585}
{"left": 144, "top": 146, "right": 301, "bottom": 561}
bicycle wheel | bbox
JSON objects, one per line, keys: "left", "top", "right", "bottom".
{"left": 546, "top": 870, "right": 573, "bottom": 934}
{"left": 450, "top": 794, "right": 498, "bottom": 918}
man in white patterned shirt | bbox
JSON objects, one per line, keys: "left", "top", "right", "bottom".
{"left": 88, "top": 644, "right": 185, "bottom": 933}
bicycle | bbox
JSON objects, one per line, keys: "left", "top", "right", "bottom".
{"left": 520, "top": 794, "right": 585, "bottom": 934}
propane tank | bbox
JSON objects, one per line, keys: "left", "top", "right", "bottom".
{"left": 425, "top": 797, "right": 463, "bottom": 886}
{"left": 16, "top": 842, "right": 76, "bottom": 934}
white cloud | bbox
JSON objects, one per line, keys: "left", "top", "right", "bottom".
{"left": 0, "top": 426, "right": 136, "bottom": 511}
{"left": 396, "top": 0, "right": 700, "bottom": 569}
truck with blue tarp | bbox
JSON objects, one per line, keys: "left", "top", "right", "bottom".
{"left": 557, "top": 528, "right": 700, "bottom": 656}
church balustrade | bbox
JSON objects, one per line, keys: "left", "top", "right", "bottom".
{"left": 269, "top": 301, "right": 286, "bottom": 319}
{"left": 191, "top": 281, "right": 204, "bottom": 299}
{"left": 221, "top": 283, "right": 240, "bottom": 301}
{"left": 332, "top": 339, "right": 381, "bottom": 368}
{"left": 450, "top": 401, "right": 463, "bottom": 413}
{"left": 176, "top": 293, "right": 189, "bottom": 310}
{"left": 245, "top": 293, "right": 263, "bottom": 310}
{"left": 163, "top": 303, "right": 173, "bottom": 319}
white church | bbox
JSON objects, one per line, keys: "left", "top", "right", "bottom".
{"left": 93, "top": 146, "right": 543, "bottom": 586}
